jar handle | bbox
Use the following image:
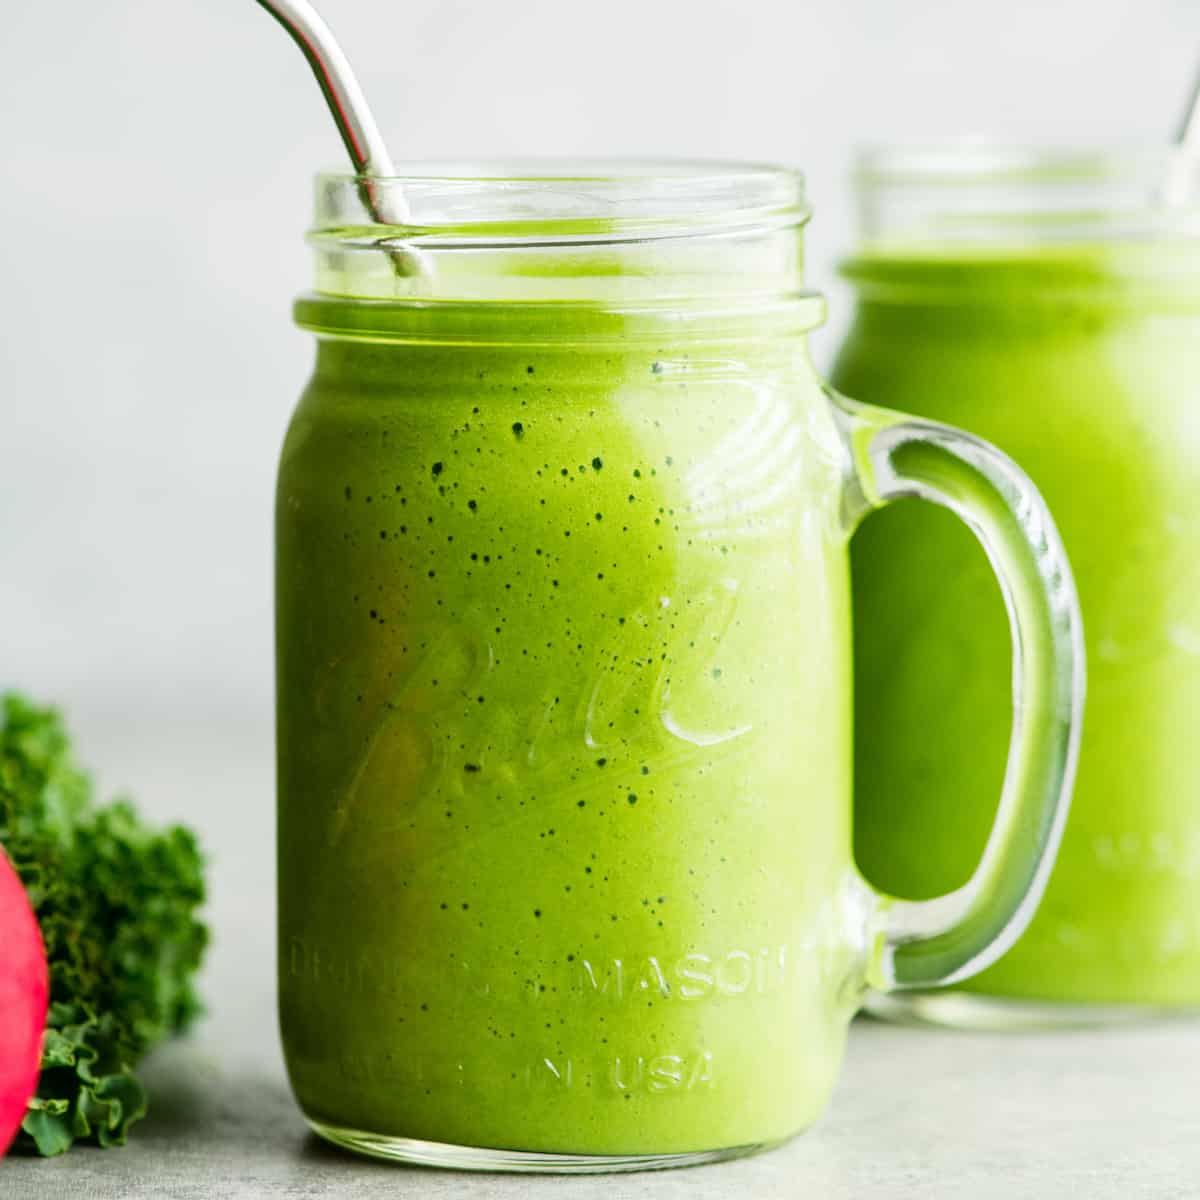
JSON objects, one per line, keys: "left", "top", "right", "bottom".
{"left": 831, "top": 390, "right": 1085, "bottom": 990}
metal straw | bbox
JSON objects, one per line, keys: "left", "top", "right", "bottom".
{"left": 1163, "top": 61, "right": 1200, "bottom": 206}
{"left": 254, "top": 0, "right": 427, "bottom": 276}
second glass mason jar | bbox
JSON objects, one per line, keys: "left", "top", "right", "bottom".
{"left": 834, "top": 145, "right": 1200, "bottom": 1024}
{"left": 276, "top": 162, "right": 1082, "bottom": 1169}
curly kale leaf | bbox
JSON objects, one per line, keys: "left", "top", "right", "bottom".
{"left": 0, "top": 693, "right": 208, "bottom": 1156}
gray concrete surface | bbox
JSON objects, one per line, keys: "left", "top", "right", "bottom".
{"left": 2, "top": 717, "right": 1197, "bottom": 1198}
{"left": 8, "top": 1016, "right": 1200, "bottom": 1199}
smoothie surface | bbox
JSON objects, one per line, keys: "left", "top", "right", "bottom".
{"left": 278, "top": 295, "right": 867, "bottom": 1153}
{"left": 837, "top": 237, "right": 1200, "bottom": 1005}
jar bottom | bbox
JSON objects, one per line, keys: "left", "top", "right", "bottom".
{"left": 307, "top": 1119, "right": 779, "bottom": 1174}
{"left": 864, "top": 990, "right": 1198, "bottom": 1031}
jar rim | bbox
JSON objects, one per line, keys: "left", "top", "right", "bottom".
{"left": 313, "top": 159, "right": 809, "bottom": 245}
{"left": 850, "top": 141, "right": 1200, "bottom": 243}
{"left": 854, "top": 142, "right": 1191, "bottom": 185}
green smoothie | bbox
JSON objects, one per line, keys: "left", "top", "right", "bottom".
{"left": 276, "top": 295, "right": 868, "bottom": 1155}
{"left": 834, "top": 240, "right": 1200, "bottom": 1006}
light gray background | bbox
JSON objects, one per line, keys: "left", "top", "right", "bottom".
{"left": 1, "top": 0, "right": 1195, "bottom": 744}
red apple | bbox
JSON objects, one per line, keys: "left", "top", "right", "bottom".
{"left": 0, "top": 846, "right": 47, "bottom": 1155}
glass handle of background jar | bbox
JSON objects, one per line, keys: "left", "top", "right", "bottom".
{"left": 830, "top": 390, "right": 1086, "bottom": 991}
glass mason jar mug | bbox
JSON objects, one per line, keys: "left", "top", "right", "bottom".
{"left": 276, "top": 162, "right": 1083, "bottom": 1171}
{"left": 834, "top": 145, "right": 1200, "bottom": 1025}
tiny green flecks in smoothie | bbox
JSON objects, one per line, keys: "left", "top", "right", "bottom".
{"left": 278, "top": 317, "right": 851, "bottom": 1156}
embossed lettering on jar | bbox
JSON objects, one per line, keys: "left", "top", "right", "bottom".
{"left": 276, "top": 162, "right": 1082, "bottom": 1169}
{"left": 276, "top": 167, "right": 861, "bottom": 1166}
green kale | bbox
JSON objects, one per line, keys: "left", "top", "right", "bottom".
{"left": 0, "top": 693, "right": 208, "bottom": 1155}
